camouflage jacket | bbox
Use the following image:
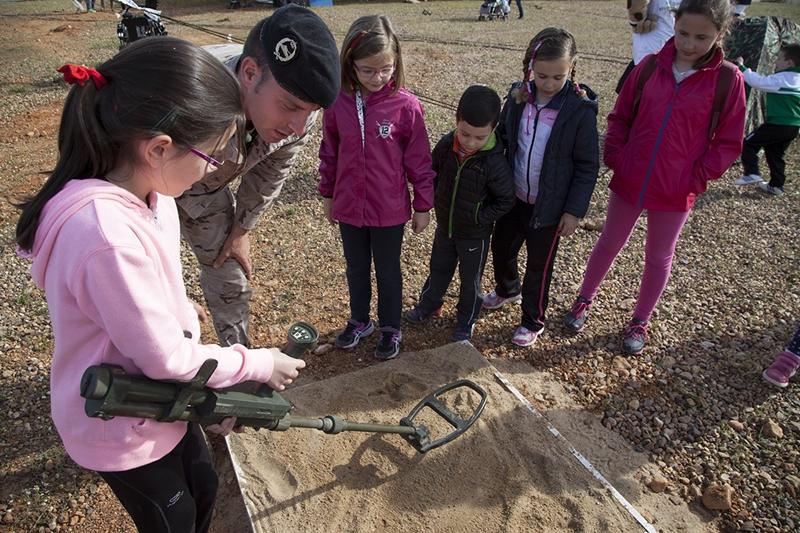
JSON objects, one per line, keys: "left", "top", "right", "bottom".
{"left": 177, "top": 44, "right": 316, "bottom": 231}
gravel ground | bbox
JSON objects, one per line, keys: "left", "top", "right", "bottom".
{"left": 0, "top": 1, "right": 798, "bottom": 532}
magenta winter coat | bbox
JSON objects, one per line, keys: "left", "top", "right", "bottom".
{"left": 605, "top": 39, "right": 746, "bottom": 212}
{"left": 318, "top": 82, "right": 435, "bottom": 227}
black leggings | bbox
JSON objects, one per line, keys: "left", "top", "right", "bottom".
{"left": 99, "top": 423, "right": 218, "bottom": 533}
{"left": 490, "top": 200, "right": 561, "bottom": 331}
{"left": 339, "top": 222, "right": 405, "bottom": 329}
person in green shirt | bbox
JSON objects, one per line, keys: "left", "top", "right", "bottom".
{"left": 735, "top": 45, "right": 800, "bottom": 195}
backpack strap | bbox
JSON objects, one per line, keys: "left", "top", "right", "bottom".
{"left": 708, "top": 61, "right": 736, "bottom": 142}
{"left": 631, "top": 55, "right": 658, "bottom": 121}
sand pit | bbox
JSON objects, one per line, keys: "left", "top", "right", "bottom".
{"left": 208, "top": 342, "right": 716, "bottom": 533}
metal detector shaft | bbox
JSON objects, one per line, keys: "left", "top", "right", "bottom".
{"left": 272, "top": 415, "right": 420, "bottom": 436}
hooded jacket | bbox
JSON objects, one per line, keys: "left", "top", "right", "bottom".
{"left": 431, "top": 131, "right": 515, "bottom": 240}
{"left": 605, "top": 39, "right": 746, "bottom": 212}
{"left": 318, "top": 82, "right": 435, "bottom": 227}
{"left": 23, "top": 179, "right": 275, "bottom": 472}
{"left": 498, "top": 80, "right": 600, "bottom": 228}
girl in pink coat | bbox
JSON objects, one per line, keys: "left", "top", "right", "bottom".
{"left": 564, "top": 0, "right": 746, "bottom": 355}
{"left": 15, "top": 38, "right": 304, "bottom": 533}
{"left": 319, "top": 15, "right": 435, "bottom": 360}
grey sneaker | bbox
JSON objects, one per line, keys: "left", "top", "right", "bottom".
{"left": 335, "top": 319, "right": 375, "bottom": 349}
{"left": 564, "top": 296, "right": 592, "bottom": 333}
{"left": 622, "top": 319, "right": 648, "bottom": 355}
{"left": 758, "top": 182, "right": 785, "bottom": 196}
{"left": 375, "top": 327, "right": 402, "bottom": 360}
{"left": 734, "top": 174, "right": 763, "bottom": 186}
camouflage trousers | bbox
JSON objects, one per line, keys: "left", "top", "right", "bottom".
{"left": 177, "top": 187, "right": 252, "bottom": 347}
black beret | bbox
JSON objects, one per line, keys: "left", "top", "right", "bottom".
{"left": 260, "top": 5, "right": 341, "bottom": 108}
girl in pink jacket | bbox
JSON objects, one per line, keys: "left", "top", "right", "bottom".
{"left": 15, "top": 38, "right": 304, "bottom": 533}
{"left": 319, "top": 15, "right": 435, "bottom": 361}
{"left": 564, "top": 0, "right": 746, "bottom": 354}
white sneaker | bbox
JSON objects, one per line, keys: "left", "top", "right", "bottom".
{"left": 734, "top": 174, "right": 763, "bottom": 186}
{"left": 758, "top": 182, "right": 785, "bottom": 196}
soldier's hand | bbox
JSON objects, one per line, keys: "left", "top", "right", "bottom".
{"left": 205, "top": 417, "right": 245, "bottom": 436}
{"left": 267, "top": 350, "right": 307, "bottom": 391}
{"left": 214, "top": 223, "right": 253, "bottom": 280}
{"left": 411, "top": 211, "right": 430, "bottom": 234}
{"left": 190, "top": 299, "right": 209, "bottom": 323}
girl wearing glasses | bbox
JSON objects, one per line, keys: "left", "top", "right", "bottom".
{"left": 15, "top": 37, "right": 304, "bottom": 533}
{"left": 319, "top": 15, "right": 435, "bottom": 361}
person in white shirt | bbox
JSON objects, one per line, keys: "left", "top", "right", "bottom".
{"left": 616, "top": 0, "right": 677, "bottom": 94}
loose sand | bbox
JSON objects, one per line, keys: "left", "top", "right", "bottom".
{"left": 211, "top": 343, "right": 712, "bottom": 532}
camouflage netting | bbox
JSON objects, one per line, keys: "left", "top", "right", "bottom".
{"left": 725, "top": 16, "right": 800, "bottom": 134}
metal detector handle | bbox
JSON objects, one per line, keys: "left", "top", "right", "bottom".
{"left": 281, "top": 321, "right": 319, "bottom": 358}
{"left": 399, "top": 379, "right": 488, "bottom": 453}
{"left": 238, "top": 322, "right": 320, "bottom": 397}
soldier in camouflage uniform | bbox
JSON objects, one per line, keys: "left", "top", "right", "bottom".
{"left": 177, "top": 5, "right": 340, "bottom": 347}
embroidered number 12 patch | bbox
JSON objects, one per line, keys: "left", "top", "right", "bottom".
{"left": 377, "top": 120, "right": 394, "bottom": 140}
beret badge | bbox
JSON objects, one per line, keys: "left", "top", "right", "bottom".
{"left": 274, "top": 37, "right": 298, "bottom": 63}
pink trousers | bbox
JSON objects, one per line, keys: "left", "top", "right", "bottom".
{"left": 579, "top": 192, "right": 690, "bottom": 322}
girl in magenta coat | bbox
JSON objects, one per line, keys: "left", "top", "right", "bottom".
{"left": 564, "top": 0, "right": 746, "bottom": 355}
{"left": 319, "top": 15, "right": 435, "bottom": 360}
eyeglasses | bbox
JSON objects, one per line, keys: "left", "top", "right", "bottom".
{"left": 352, "top": 63, "right": 396, "bottom": 79}
{"left": 189, "top": 147, "right": 222, "bottom": 169}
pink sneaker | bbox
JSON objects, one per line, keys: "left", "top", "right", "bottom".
{"left": 511, "top": 325, "right": 543, "bottom": 347}
{"left": 762, "top": 351, "right": 800, "bottom": 388}
{"left": 483, "top": 290, "right": 522, "bottom": 310}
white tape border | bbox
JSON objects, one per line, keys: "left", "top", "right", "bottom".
{"left": 492, "top": 370, "right": 657, "bottom": 533}
{"left": 224, "top": 435, "right": 257, "bottom": 533}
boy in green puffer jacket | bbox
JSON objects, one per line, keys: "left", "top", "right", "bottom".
{"left": 734, "top": 44, "right": 800, "bottom": 195}
{"left": 405, "top": 85, "right": 515, "bottom": 341}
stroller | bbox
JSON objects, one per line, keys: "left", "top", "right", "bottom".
{"left": 479, "top": 0, "right": 509, "bottom": 21}
{"left": 116, "top": 0, "right": 167, "bottom": 48}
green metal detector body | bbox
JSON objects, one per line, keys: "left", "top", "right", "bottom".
{"left": 79, "top": 322, "right": 487, "bottom": 453}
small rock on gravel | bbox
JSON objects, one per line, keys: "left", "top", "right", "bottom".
{"left": 647, "top": 476, "right": 669, "bottom": 493}
{"left": 728, "top": 419, "right": 745, "bottom": 432}
{"left": 702, "top": 483, "right": 734, "bottom": 510}
{"left": 761, "top": 419, "right": 784, "bottom": 439}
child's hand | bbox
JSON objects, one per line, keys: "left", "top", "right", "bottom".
{"left": 411, "top": 211, "right": 430, "bottom": 234}
{"left": 266, "top": 349, "right": 306, "bottom": 391}
{"left": 735, "top": 56, "right": 745, "bottom": 66}
{"left": 557, "top": 213, "right": 580, "bottom": 237}
{"left": 322, "top": 198, "right": 336, "bottom": 225}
